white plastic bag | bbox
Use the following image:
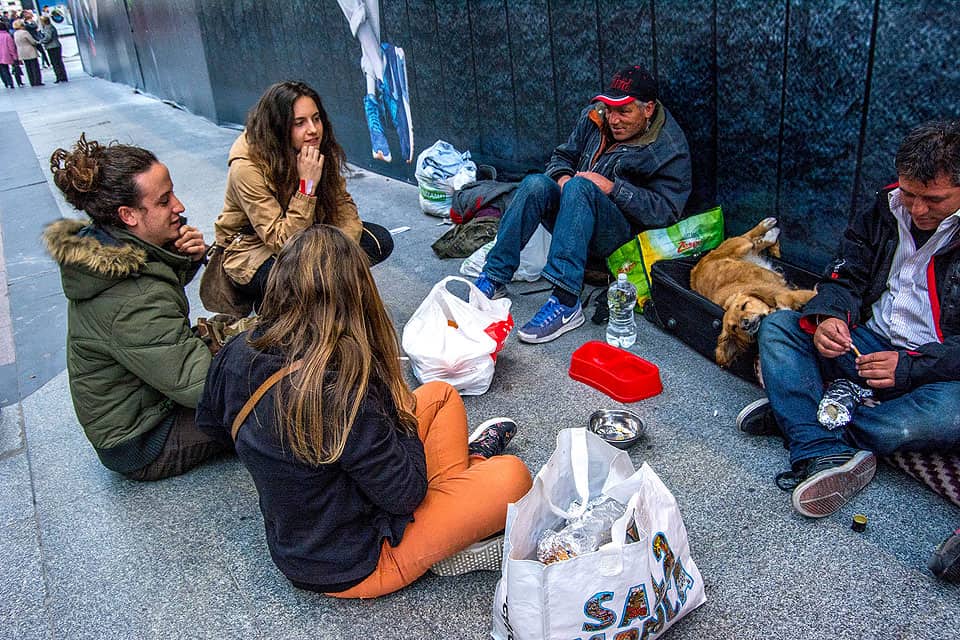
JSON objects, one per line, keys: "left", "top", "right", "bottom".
{"left": 459, "top": 225, "right": 552, "bottom": 282}
{"left": 401, "top": 276, "right": 513, "bottom": 395}
{"left": 415, "top": 140, "right": 477, "bottom": 217}
{"left": 492, "top": 428, "right": 706, "bottom": 640}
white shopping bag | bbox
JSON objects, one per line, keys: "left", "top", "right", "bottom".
{"left": 401, "top": 276, "right": 513, "bottom": 396}
{"left": 415, "top": 140, "right": 477, "bottom": 217}
{"left": 492, "top": 428, "right": 706, "bottom": 640}
{"left": 459, "top": 225, "right": 553, "bottom": 282}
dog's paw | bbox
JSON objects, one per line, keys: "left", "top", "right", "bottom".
{"left": 760, "top": 217, "right": 778, "bottom": 230}
{"left": 760, "top": 226, "right": 781, "bottom": 245}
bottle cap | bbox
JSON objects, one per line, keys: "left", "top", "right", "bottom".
{"left": 617, "top": 273, "right": 627, "bottom": 283}
{"left": 851, "top": 514, "right": 867, "bottom": 532}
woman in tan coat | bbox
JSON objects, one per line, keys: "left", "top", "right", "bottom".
{"left": 214, "top": 81, "right": 393, "bottom": 307}
{"left": 12, "top": 19, "right": 41, "bottom": 86}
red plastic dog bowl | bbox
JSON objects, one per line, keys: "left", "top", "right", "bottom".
{"left": 568, "top": 341, "right": 663, "bottom": 403}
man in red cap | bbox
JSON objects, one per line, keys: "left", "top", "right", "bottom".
{"left": 474, "top": 65, "right": 691, "bottom": 343}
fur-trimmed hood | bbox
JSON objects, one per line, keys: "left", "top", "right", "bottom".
{"left": 43, "top": 218, "right": 193, "bottom": 301}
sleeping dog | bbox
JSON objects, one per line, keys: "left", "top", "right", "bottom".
{"left": 690, "top": 217, "right": 816, "bottom": 367}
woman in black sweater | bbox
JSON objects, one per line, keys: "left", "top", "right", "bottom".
{"left": 197, "top": 225, "right": 531, "bottom": 597}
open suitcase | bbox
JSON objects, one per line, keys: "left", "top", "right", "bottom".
{"left": 643, "top": 255, "right": 960, "bottom": 507}
{"left": 642, "top": 255, "right": 819, "bottom": 383}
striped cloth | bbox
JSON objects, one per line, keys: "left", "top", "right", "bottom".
{"left": 886, "top": 451, "right": 960, "bottom": 508}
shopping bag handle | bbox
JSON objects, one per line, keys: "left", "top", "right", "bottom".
{"left": 545, "top": 428, "right": 592, "bottom": 520}
{"left": 598, "top": 493, "right": 640, "bottom": 577}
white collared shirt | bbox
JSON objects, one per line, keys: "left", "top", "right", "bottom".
{"left": 866, "top": 189, "right": 960, "bottom": 348}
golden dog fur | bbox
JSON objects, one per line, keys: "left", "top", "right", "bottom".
{"left": 690, "top": 217, "right": 816, "bottom": 367}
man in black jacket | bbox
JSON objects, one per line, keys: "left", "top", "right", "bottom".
{"left": 739, "top": 120, "right": 960, "bottom": 519}
{"left": 474, "top": 65, "right": 691, "bottom": 344}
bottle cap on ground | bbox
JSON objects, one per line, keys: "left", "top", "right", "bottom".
{"left": 851, "top": 514, "right": 868, "bottom": 532}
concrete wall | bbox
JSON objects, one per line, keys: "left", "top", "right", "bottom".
{"left": 66, "top": 0, "right": 960, "bottom": 272}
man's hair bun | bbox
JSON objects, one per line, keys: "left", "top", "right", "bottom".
{"left": 50, "top": 134, "right": 104, "bottom": 211}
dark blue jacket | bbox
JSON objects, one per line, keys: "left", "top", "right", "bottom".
{"left": 544, "top": 101, "right": 692, "bottom": 230}
{"left": 196, "top": 329, "right": 427, "bottom": 592}
{"left": 803, "top": 185, "right": 960, "bottom": 391}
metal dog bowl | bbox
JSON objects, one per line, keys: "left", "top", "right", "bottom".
{"left": 588, "top": 409, "right": 645, "bottom": 450}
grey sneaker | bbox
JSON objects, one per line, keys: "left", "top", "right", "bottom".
{"left": 429, "top": 535, "right": 504, "bottom": 576}
{"left": 776, "top": 451, "right": 877, "bottom": 518}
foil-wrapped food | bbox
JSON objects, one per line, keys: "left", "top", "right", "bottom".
{"left": 536, "top": 495, "right": 635, "bottom": 565}
{"left": 817, "top": 378, "right": 874, "bottom": 430}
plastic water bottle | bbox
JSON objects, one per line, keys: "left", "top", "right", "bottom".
{"left": 606, "top": 273, "right": 637, "bottom": 348}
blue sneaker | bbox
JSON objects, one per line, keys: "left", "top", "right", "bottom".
{"left": 517, "top": 296, "right": 585, "bottom": 344}
{"left": 363, "top": 94, "right": 391, "bottom": 162}
{"left": 475, "top": 273, "right": 507, "bottom": 300}
{"left": 381, "top": 43, "right": 414, "bottom": 163}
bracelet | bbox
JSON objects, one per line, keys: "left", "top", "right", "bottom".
{"left": 299, "top": 179, "right": 315, "bottom": 196}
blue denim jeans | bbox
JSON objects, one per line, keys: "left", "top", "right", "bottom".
{"left": 759, "top": 310, "right": 960, "bottom": 466}
{"left": 483, "top": 174, "right": 635, "bottom": 295}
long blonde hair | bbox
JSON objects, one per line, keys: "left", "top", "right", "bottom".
{"left": 251, "top": 225, "right": 417, "bottom": 465}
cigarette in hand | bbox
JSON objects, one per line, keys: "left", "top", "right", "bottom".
{"left": 850, "top": 344, "right": 862, "bottom": 358}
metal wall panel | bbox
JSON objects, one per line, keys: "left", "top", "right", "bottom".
{"left": 66, "top": 0, "right": 960, "bottom": 270}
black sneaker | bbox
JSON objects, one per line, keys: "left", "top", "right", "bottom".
{"left": 736, "top": 398, "right": 781, "bottom": 437}
{"left": 468, "top": 417, "right": 517, "bottom": 458}
{"left": 929, "top": 529, "right": 960, "bottom": 583}
{"left": 775, "top": 450, "right": 877, "bottom": 518}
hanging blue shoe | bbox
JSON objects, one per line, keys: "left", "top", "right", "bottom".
{"left": 381, "top": 43, "right": 414, "bottom": 163}
{"left": 364, "top": 93, "right": 391, "bottom": 162}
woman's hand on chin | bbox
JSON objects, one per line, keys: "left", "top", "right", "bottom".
{"left": 297, "top": 145, "right": 325, "bottom": 195}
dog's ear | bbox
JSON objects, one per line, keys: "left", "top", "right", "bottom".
{"left": 716, "top": 307, "right": 755, "bottom": 367}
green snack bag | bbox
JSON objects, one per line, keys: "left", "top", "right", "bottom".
{"left": 607, "top": 206, "right": 724, "bottom": 310}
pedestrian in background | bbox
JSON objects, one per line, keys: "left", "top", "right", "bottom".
{"left": 21, "top": 10, "right": 49, "bottom": 68}
{"left": 39, "top": 15, "right": 66, "bottom": 83}
{"left": 0, "top": 19, "right": 21, "bottom": 89}
{"left": 12, "top": 19, "right": 42, "bottom": 87}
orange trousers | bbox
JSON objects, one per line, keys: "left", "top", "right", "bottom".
{"left": 329, "top": 381, "right": 533, "bottom": 598}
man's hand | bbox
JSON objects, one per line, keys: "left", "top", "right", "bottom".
{"left": 297, "top": 146, "right": 325, "bottom": 194}
{"left": 856, "top": 351, "right": 899, "bottom": 389}
{"left": 174, "top": 224, "right": 207, "bottom": 262}
{"left": 813, "top": 317, "right": 851, "bottom": 358}
{"left": 557, "top": 175, "right": 571, "bottom": 191}
{"left": 575, "top": 171, "right": 614, "bottom": 195}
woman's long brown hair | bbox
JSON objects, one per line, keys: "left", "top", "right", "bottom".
{"left": 244, "top": 81, "right": 347, "bottom": 225}
{"left": 250, "top": 225, "right": 417, "bottom": 465}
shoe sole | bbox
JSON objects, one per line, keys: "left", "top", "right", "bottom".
{"left": 468, "top": 417, "right": 516, "bottom": 444}
{"left": 429, "top": 535, "right": 504, "bottom": 576}
{"left": 929, "top": 530, "right": 960, "bottom": 583}
{"left": 517, "top": 313, "right": 585, "bottom": 344}
{"left": 792, "top": 451, "right": 877, "bottom": 518}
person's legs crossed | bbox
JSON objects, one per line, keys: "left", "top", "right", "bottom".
{"left": 329, "top": 381, "right": 533, "bottom": 598}
{"left": 125, "top": 406, "right": 234, "bottom": 481}
{"left": 847, "top": 380, "right": 960, "bottom": 455}
{"left": 758, "top": 310, "right": 855, "bottom": 466}
{"left": 483, "top": 174, "right": 560, "bottom": 286}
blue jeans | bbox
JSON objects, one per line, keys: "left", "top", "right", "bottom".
{"left": 483, "top": 174, "right": 635, "bottom": 295}
{"left": 759, "top": 310, "right": 960, "bottom": 466}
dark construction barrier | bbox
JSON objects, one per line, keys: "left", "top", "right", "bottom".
{"left": 67, "top": 0, "right": 960, "bottom": 272}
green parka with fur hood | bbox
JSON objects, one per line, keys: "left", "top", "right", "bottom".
{"left": 43, "top": 218, "right": 211, "bottom": 473}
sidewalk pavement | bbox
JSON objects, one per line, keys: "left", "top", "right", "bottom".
{"left": 0, "top": 57, "right": 957, "bottom": 640}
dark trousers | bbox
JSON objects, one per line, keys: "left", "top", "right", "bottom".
{"left": 23, "top": 58, "right": 41, "bottom": 86}
{"left": 37, "top": 43, "right": 49, "bottom": 66}
{"left": 124, "top": 405, "right": 233, "bottom": 481}
{"left": 0, "top": 64, "right": 12, "bottom": 88}
{"left": 235, "top": 220, "right": 395, "bottom": 310}
{"left": 47, "top": 46, "right": 67, "bottom": 82}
